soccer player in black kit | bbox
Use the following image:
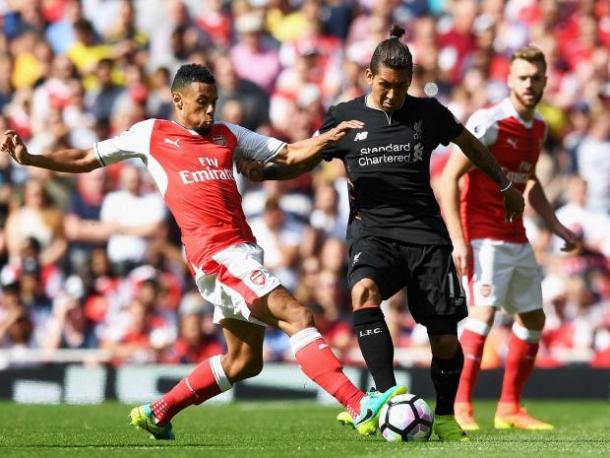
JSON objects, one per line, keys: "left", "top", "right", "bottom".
{"left": 239, "top": 25, "right": 524, "bottom": 441}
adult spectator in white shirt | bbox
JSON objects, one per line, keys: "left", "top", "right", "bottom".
{"left": 100, "top": 164, "right": 166, "bottom": 274}
{"left": 555, "top": 175, "right": 610, "bottom": 255}
{"left": 577, "top": 113, "right": 610, "bottom": 214}
{"left": 310, "top": 181, "right": 347, "bottom": 239}
{"left": 249, "top": 197, "right": 303, "bottom": 292}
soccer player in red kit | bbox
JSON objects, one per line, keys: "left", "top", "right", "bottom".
{"left": 0, "top": 64, "right": 406, "bottom": 440}
{"left": 440, "top": 47, "right": 578, "bottom": 431}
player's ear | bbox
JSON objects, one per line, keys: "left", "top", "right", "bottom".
{"left": 365, "top": 68, "right": 374, "bottom": 86}
{"left": 172, "top": 91, "right": 183, "bottom": 110}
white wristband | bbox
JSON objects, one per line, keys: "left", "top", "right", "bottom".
{"left": 500, "top": 181, "right": 513, "bottom": 193}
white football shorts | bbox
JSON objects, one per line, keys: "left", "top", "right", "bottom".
{"left": 193, "top": 243, "right": 281, "bottom": 326}
{"left": 464, "top": 238, "right": 543, "bottom": 314}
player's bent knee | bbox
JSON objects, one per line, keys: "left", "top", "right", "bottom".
{"left": 518, "top": 309, "right": 546, "bottom": 331}
{"left": 351, "top": 279, "right": 381, "bottom": 309}
{"left": 470, "top": 306, "right": 496, "bottom": 326}
{"left": 429, "top": 334, "right": 459, "bottom": 359}
{"left": 282, "top": 304, "right": 315, "bottom": 333}
{"left": 224, "top": 354, "right": 264, "bottom": 382}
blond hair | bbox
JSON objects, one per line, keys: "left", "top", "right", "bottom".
{"left": 511, "top": 46, "right": 547, "bottom": 73}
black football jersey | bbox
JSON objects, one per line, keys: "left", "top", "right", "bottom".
{"left": 319, "top": 95, "right": 463, "bottom": 245}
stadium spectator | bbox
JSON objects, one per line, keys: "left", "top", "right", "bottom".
{"left": 0, "top": 284, "right": 33, "bottom": 350}
{"left": 230, "top": 11, "right": 281, "bottom": 93}
{"left": 100, "top": 164, "right": 166, "bottom": 275}
{"left": 5, "top": 178, "right": 67, "bottom": 268}
{"left": 249, "top": 196, "right": 303, "bottom": 292}
{"left": 214, "top": 55, "right": 270, "bottom": 131}
{"left": 45, "top": 0, "right": 83, "bottom": 55}
{"left": 162, "top": 292, "right": 223, "bottom": 364}
{"left": 576, "top": 110, "right": 610, "bottom": 214}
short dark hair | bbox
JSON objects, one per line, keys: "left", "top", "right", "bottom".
{"left": 370, "top": 25, "right": 413, "bottom": 75}
{"left": 171, "top": 64, "right": 216, "bottom": 92}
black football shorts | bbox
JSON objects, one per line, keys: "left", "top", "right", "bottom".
{"left": 347, "top": 236, "right": 467, "bottom": 327}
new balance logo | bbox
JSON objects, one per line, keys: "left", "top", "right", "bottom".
{"left": 507, "top": 137, "right": 518, "bottom": 149}
{"left": 354, "top": 131, "right": 368, "bottom": 141}
{"left": 164, "top": 138, "right": 180, "bottom": 148}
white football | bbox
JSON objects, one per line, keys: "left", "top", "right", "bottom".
{"left": 378, "top": 393, "right": 434, "bottom": 442}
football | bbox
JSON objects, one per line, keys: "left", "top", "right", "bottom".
{"left": 378, "top": 393, "right": 434, "bottom": 442}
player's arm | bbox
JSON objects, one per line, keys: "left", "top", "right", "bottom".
{"left": 1, "top": 130, "right": 101, "bottom": 173}
{"left": 236, "top": 109, "right": 361, "bottom": 181}
{"left": 439, "top": 150, "right": 475, "bottom": 276}
{"left": 237, "top": 154, "right": 322, "bottom": 181}
{"left": 452, "top": 129, "right": 524, "bottom": 220}
{"left": 526, "top": 174, "right": 579, "bottom": 251}
{"left": 272, "top": 120, "right": 363, "bottom": 167}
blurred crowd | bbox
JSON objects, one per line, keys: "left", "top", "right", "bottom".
{"left": 0, "top": 0, "right": 609, "bottom": 369}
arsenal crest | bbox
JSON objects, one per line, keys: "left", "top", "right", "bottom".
{"left": 250, "top": 270, "right": 267, "bottom": 287}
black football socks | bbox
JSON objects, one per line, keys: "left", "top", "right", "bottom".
{"left": 353, "top": 307, "right": 396, "bottom": 392}
{"left": 430, "top": 344, "right": 464, "bottom": 415}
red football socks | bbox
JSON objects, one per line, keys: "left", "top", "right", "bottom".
{"left": 455, "top": 328, "right": 487, "bottom": 404}
{"left": 499, "top": 326, "right": 540, "bottom": 405}
{"left": 291, "top": 327, "right": 364, "bottom": 417}
{"left": 151, "top": 355, "right": 231, "bottom": 425}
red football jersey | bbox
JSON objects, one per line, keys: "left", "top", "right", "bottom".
{"left": 94, "top": 119, "right": 286, "bottom": 270}
{"left": 460, "top": 98, "right": 547, "bottom": 243}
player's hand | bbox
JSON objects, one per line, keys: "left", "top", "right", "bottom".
{"left": 501, "top": 185, "right": 525, "bottom": 222}
{"left": 325, "top": 120, "right": 365, "bottom": 142}
{"left": 553, "top": 223, "right": 580, "bottom": 252}
{"left": 1, "top": 130, "right": 31, "bottom": 166}
{"left": 236, "top": 159, "right": 265, "bottom": 182}
{"left": 451, "top": 240, "right": 469, "bottom": 278}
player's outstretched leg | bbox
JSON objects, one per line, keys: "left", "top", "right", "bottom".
{"left": 130, "top": 353, "right": 233, "bottom": 440}
{"left": 289, "top": 324, "right": 405, "bottom": 435}
{"left": 129, "top": 404, "right": 175, "bottom": 440}
{"left": 254, "top": 286, "right": 406, "bottom": 436}
{"left": 495, "top": 320, "right": 553, "bottom": 430}
{"left": 455, "top": 316, "right": 493, "bottom": 431}
{"left": 130, "top": 319, "right": 265, "bottom": 440}
{"left": 429, "top": 331, "right": 469, "bottom": 441}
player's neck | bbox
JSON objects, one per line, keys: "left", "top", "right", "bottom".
{"left": 172, "top": 119, "right": 212, "bottom": 136}
{"left": 509, "top": 94, "right": 535, "bottom": 122}
{"left": 365, "top": 94, "right": 398, "bottom": 113}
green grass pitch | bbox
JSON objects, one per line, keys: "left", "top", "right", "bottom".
{"left": 0, "top": 400, "right": 608, "bottom": 457}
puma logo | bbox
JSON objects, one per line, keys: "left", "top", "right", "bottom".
{"left": 164, "top": 138, "right": 180, "bottom": 148}
{"left": 507, "top": 137, "right": 518, "bottom": 149}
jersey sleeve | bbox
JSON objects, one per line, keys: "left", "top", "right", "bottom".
{"left": 93, "top": 119, "right": 154, "bottom": 166}
{"left": 465, "top": 109, "right": 498, "bottom": 147}
{"left": 223, "top": 122, "right": 286, "bottom": 163}
{"left": 429, "top": 98, "right": 464, "bottom": 146}
{"left": 318, "top": 106, "right": 344, "bottom": 161}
